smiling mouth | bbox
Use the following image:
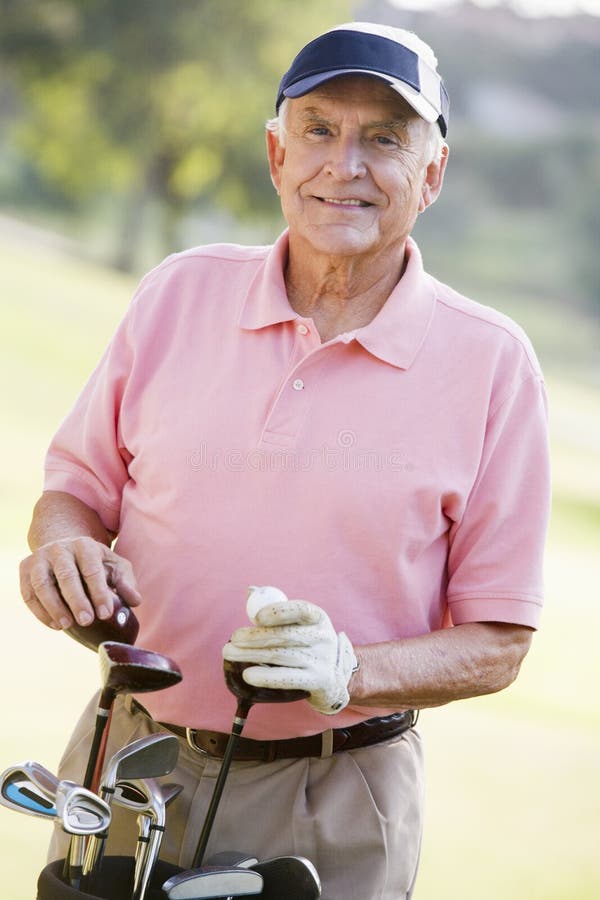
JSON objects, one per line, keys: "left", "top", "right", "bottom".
{"left": 316, "top": 197, "right": 372, "bottom": 207}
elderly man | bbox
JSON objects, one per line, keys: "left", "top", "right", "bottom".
{"left": 20, "top": 22, "right": 550, "bottom": 900}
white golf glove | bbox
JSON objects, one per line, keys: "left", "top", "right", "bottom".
{"left": 222, "top": 587, "right": 358, "bottom": 715}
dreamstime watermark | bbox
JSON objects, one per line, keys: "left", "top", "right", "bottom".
{"left": 187, "top": 429, "right": 415, "bottom": 474}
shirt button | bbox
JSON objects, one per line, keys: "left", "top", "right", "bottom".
{"left": 292, "top": 379, "right": 305, "bottom": 391}
{"left": 296, "top": 323, "right": 309, "bottom": 335}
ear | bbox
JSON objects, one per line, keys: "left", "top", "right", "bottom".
{"left": 419, "top": 143, "right": 448, "bottom": 213}
{"left": 266, "top": 129, "right": 286, "bottom": 195}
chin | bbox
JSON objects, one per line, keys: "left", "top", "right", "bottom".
{"left": 302, "top": 225, "right": 380, "bottom": 258}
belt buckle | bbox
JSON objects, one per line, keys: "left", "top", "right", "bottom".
{"left": 185, "top": 727, "right": 209, "bottom": 756}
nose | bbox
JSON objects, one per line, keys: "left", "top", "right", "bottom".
{"left": 323, "top": 135, "right": 367, "bottom": 181}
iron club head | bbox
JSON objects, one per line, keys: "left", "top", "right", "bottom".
{"left": 249, "top": 856, "right": 321, "bottom": 899}
{"left": 100, "top": 733, "right": 180, "bottom": 796}
{"left": 55, "top": 780, "right": 112, "bottom": 835}
{"left": 81, "top": 734, "right": 180, "bottom": 884}
{"left": 162, "top": 866, "right": 264, "bottom": 899}
{"left": 0, "top": 766, "right": 57, "bottom": 820}
{"left": 1, "top": 760, "right": 59, "bottom": 799}
{"left": 111, "top": 778, "right": 183, "bottom": 900}
{"left": 204, "top": 850, "right": 259, "bottom": 869}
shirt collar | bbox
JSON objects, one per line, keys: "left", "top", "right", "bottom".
{"left": 353, "top": 237, "right": 437, "bottom": 369}
{"left": 237, "top": 232, "right": 298, "bottom": 330}
{"left": 238, "top": 231, "right": 436, "bottom": 370}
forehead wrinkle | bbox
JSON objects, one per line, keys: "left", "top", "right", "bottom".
{"left": 296, "top": 106, "right": 410, "bottom": 131}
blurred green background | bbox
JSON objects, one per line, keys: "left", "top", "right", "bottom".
{"left": 1, "top": 1, "right": 599, "bottom": 898}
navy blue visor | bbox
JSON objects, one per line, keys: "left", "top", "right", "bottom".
{"left": 276, "top": 29, "right": 449, "bottom": 137}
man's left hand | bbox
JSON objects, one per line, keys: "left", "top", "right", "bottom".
{"left": 222, "top": 600, "right": 357, "bottom": 715}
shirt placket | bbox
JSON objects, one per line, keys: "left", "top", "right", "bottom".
{"left": 259, "top": 320, "right": 347, "bottom": 449}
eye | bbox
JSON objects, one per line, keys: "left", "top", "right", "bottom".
{"left": 373, "top": 134, "right": 398, "bottom": 147}
{"left": 307, "top": 125, "right": 331, "bottom": 137}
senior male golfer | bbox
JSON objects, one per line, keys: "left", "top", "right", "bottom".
{"left": 20, "top": 22, "right": 550, "bottom": 899}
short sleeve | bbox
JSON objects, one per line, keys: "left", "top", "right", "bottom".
{"left": 43, "top": 306, "right": 136, "bottom": 534}
{"left": 446, "top": 373, "right": 551, "bottom": 629}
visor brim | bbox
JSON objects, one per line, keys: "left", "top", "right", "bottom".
{"left": 282, "top": 70, "right": 442, "bottom": 130}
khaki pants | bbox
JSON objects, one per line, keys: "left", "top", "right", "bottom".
{"left": 49, "top": 693, "right": 424, "bottom": 900}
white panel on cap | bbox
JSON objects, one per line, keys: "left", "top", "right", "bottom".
{"left": 330, "top": 21, "right": 439, "bottom": 70}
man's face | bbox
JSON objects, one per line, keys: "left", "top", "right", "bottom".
{"left": 267, "top": 76, "right": 446, "bottom": 263}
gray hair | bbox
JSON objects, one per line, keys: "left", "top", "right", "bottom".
{"left": 266, "top": 98, "right": 446, "bottom": 165}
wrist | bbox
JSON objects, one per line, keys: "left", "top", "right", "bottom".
{"left": 347, "top": 645, "right": 366, "bottom": 702}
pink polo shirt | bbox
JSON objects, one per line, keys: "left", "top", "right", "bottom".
{"left": 44, "top": 232, "right": 550, "bottom": 738}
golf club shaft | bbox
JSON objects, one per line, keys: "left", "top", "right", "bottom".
{"left": 133, "top": 817, "right": 152, "bottom": 897}
{"left": 89, "top": 706, "right": 113, "bottom": 792}
{"left": 64, "top": 693, "right": 114, "bottom": 887}
{"left": 82, "top": 703, "right": 112, "bottom": 789}
{"left": 133, "top": 823, "right": 165, "bottom": 900}
{"left": 192, "top": 702, "right": 250, "bottom": 868}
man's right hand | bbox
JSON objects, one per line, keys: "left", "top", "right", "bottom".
{"left": 19, "top": 537, "right": 142, "bottom": 631}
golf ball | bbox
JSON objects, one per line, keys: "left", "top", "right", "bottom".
{"left": 246, "top": 585, "right": 288, "bottom": 621}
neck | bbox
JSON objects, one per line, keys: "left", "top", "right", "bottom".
{"left": 285, "top": 239, "right": 408, "bottom": 342}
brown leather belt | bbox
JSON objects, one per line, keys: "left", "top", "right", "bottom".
{"left": 160, "top": 711, "right": 416, "bottom": 762}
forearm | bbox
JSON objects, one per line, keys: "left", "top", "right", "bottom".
{"left": 28, "top": 491, "right": 114, "bottom": 550}
{"left": 349, "top": 622, "right": 533, "bottom": 710}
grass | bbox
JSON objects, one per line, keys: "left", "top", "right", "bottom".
{"left": 0, "top": 228, "right": 599, "bottom": 899}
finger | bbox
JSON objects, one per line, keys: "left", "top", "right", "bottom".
{"left": 254, "top": 600, "right": 323, "bottom": 628}
{"left": 104, "top": 553, "right": 143, "bottom": 608}
{"left": 242, "top": 664, "right": 316, "bottom": 692}
{"left": 71, "top": 538, "right": 119, "bottom": 619}
{"left": 223, "top": 642, "right": 314, "bottom": 668}
{"left": 19, "top": 561, "right": 63, "bottom": 630}
{"left": 22, "top": 556, "right": 78, "bottom": 629}
{"left": 45, "top": 543, "right": 96, "bottom": 626}
{"left": 228, "top": 623, "right": 323, "bottom": 649}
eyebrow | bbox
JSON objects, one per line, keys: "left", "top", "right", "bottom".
{"left": 297, "top": 108, "right": 409, "bottom": 131}
{"left": 298, "top": 108, "right": 334, "bottom": 125}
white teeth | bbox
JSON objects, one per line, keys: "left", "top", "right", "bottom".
{"left": 322, "top": 198, "right": 365, "bottom": 206}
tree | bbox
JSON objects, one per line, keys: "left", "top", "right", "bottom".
{"left": 0, "top": 0, "right": 349, "bottom": 268}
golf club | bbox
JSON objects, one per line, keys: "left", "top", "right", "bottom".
{"left": 111, "top": 779, "right": 183, "bottom": 900}
{"left": 191, "top": 657, "right": 309, "bottom": 867}
{"left": 129, "top": 779, "right": 183, "bottom": 900}
{"left": 81, "top": 732, "right": 179, "bottom": 889}
{"left": 249, "top": 855, "right": 321, "bottom": 899}
{"left": 66, "top": 592, "right": 139, "bottom": 652}
{"left": 0, "top": 760, "right": 59, "bottom": 800}
{"left": 63, "top": 644, "right": 181, "bottom": 889}
{"left": 204, "top": 850, "right": 258, "bottom": 868}
{"left": 55, "top": 780, "right": 112, "bottom": 835}
{"left": 110, "top": 781, "right": 151, "bottom": 890}
{"left": 205, "top": 850, "right": 261, "bottom": 900}
{"left": 0, "top": 769, "right": 57, "bottom": 820}
{"left": 162, "top": 865, "right": 264, "bottom": 899}
{"left": 0, "top": 768, "right": 112, "bottom": 841}
{"left": 64, "top": 591, "right": 139, "bottom": 820}
{"left": 192, "top": 586, "right": 311, "bottom": 867}
{"left": 83, "top": 641, "right": 182, "bottom": 792}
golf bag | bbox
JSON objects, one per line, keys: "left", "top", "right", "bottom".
{"left": 37, "top": 856, "right": 183, "bottom": 900}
